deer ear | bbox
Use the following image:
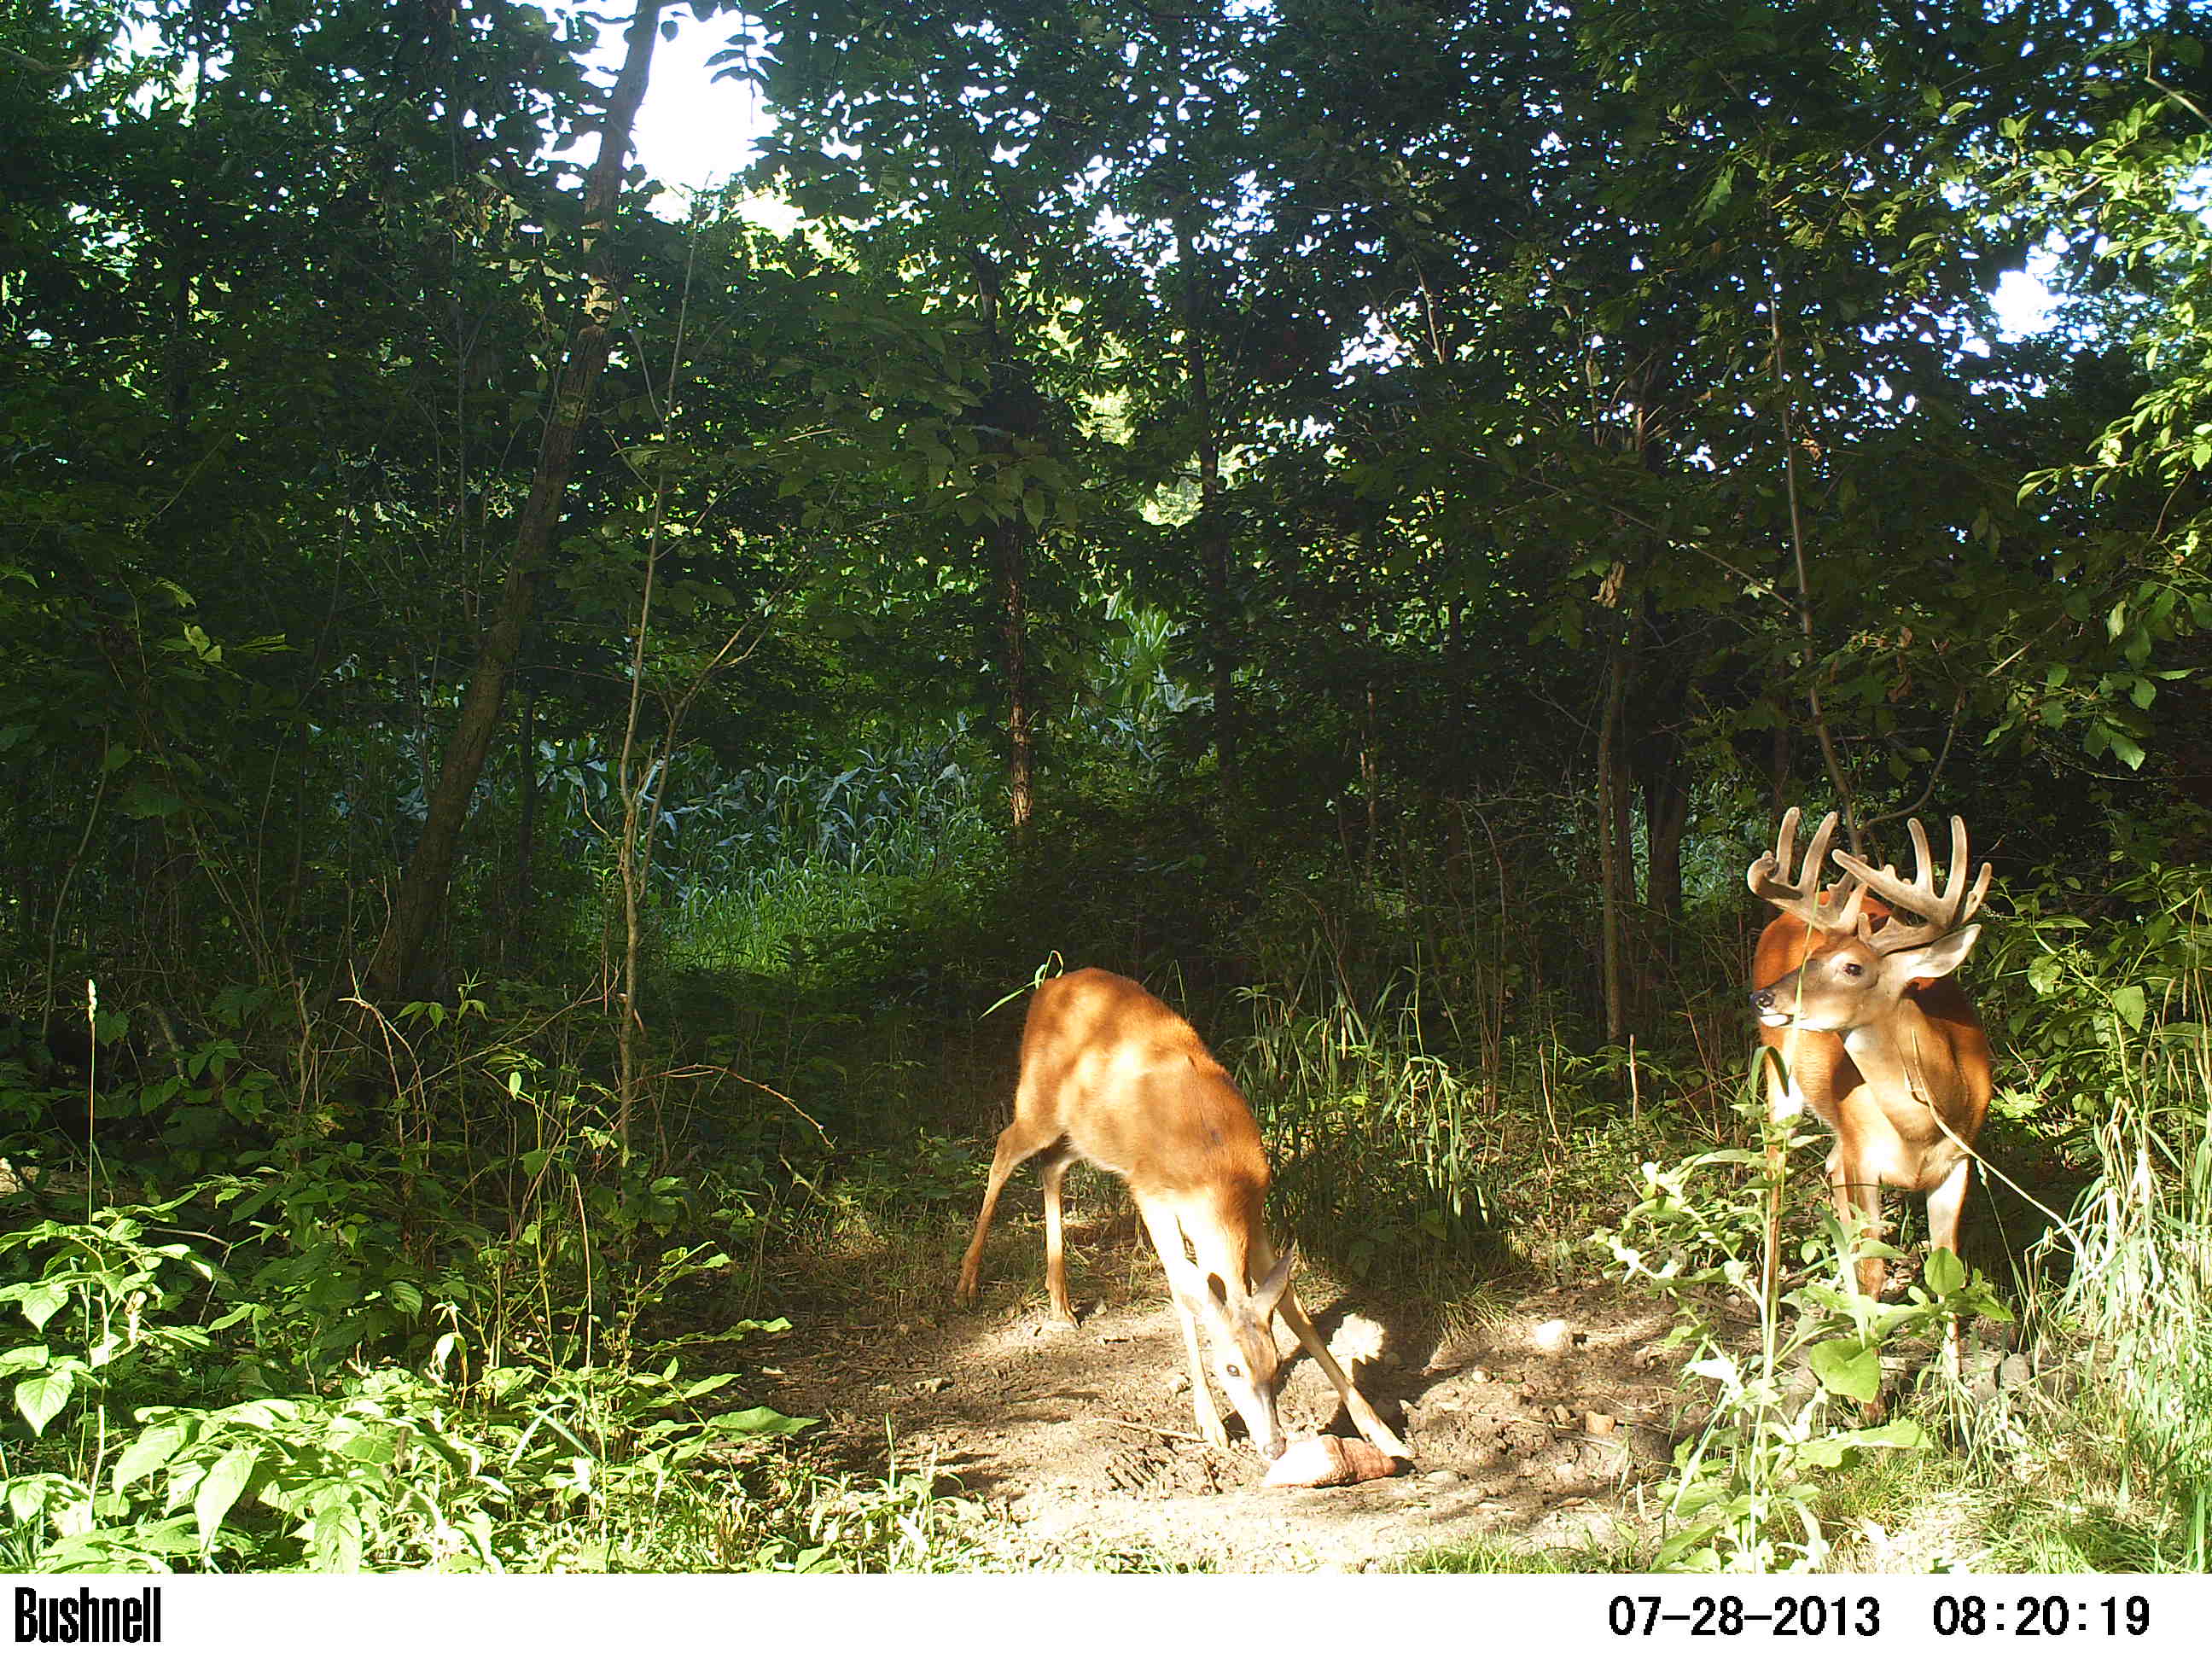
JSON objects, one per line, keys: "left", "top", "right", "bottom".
{"left": 1253, "top": 1246, "right": 1297, "bottom": 1315}
{"left": 1888, "top": 923, "right": 1982, "bottom": 984}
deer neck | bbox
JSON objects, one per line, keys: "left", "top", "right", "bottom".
{"left": 1840, "top": 999, "right": 1951, "bottom": 1118}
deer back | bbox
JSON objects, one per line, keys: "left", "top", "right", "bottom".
{"left": 1020, "top": 969, "right": 1270, "bottom": 1231}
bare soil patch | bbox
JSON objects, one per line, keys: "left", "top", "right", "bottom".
{"left": 756, "top": 1223, "right": 1697, "bottom": 1570}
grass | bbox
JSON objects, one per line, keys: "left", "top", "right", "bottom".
{"left": 668, "top": 831, "right": 987, "bottom": 978}
{"left": 1394, "top": 1536, "right": 1650, "bottom": 1573}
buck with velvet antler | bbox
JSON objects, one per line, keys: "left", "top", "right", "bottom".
{"left": 1747, "top": 809, "right": 1995, "bottom": 1338}
{"left": 955, "top": 968, "right": 1409, "bottom": 1464}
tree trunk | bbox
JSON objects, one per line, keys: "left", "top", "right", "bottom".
{"left": 512, "top": 680, "right": 538, "bottom": 959}
{"left": 968, "top": 247, "right": 1038, "bottom": 840}
{"left": 1597, "top": 641, "right": 1634, "bottom": 1047}
{"left": 1633, "top": 635, "right": 1691, "bottom": 962}
{"left": 1644, "top": 751, "right": 1689, "bottom": 954}
{"left": 1175, "top": 214, "right": 1235, "bottom": 791}
{"left": 365, "top": 0, "right": 663, "bottom": 1000}
{"left": 1360, "top": 683, "right": 1379, "bottom": 876}
{"left": 996, "top": 516, "right": 1034, "bottom": 836}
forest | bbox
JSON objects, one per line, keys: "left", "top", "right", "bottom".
{"left": 2, "top": 0, "right": 2209, "bottom": 1573}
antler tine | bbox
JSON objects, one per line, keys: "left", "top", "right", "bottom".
{"left": 1747, "top": 808, "right": 1863, "bottom": 931}
{"left": 1831, "top": 814, "right": 1991, "bottom": 954}
{"left": 1743, "top": 805, "right": 1797, "bottom": 900}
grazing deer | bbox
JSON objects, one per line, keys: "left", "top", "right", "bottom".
{"left": 1746, "top": 809, "right": 1994, "bottom": 1343}
{"left": 955, "top": 968, "right": 1410, "bottom": 1463}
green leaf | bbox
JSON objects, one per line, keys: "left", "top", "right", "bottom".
{"left": 15, "top": 1282, "right": 70, "bottom": 1330}
{"left": 193, "top": 1447, "right": 258, "bottom": 1546}
{"left": 119, "top": 777, "right": 187, "bottom": 820}
{"left": 1923, "top": 1247, "right": 1965, "bottom": 1297}
{"left": 0, "top": 1343, "right": 53, "bottom": 1377}
{"left": 7, "top": 1476, "right": 49, "bottom": 1524}
{"left": 1842, "top": 1420, "right": 1927, "bottom": 1451}
{"left": 113, "top": 1422, "right": 192, "bottom": 1491}
{"left": 306, "top": 1496, "right": 365, "bottom": 1573}
{"left": 1801, "top": 1419, "right": 1927, "bottom": 1465}
{"left": 1806, "top": 1338, "right": 1882, "bottom": 1403}
{"left": 706, "top": 1406, "right": 816, "bottom": 1438}
{"left": 16, "top": 1366, "right": 76, "bottom": 1435}
{"left": 2112, "top": 984, "right": 2147, "bottom": 1031}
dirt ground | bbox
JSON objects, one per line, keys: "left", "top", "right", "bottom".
{"left": 756, "top": 1220, "right": 1700, "bottom": 1570}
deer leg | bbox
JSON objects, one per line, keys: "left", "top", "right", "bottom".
{"left": 1924, "top": 1157, "right": 1974, "bottom": 1377}
{"left": 955, "top": 1115, "right": 1062, "bottom": 1306}
{"left": 1825, "top": 1146, "right": 1894, "bottom": 1420}
{"left": 1826, "top": 1149, "right": 1888, "bottom": 1302}
{"left": 1039, "top": 1146, "right": 1080, "bottom": 1326}
{"left": 1135, "top": 1198, "right": 1227, "bottom": 1448}
{"left": 1265, "top": 1265, "right": 1415, "bottom": 1459}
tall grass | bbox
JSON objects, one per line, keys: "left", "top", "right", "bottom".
{"left": 1994, "top": 864, "right": 2212, "bottom": 1568}
{"left": 1228, "top": 963, "right": 1719, "bottom": 1292}
{"left": 1237, "top": 971, "right": 1501, "bottom": 1285}
{"left": 656, "top": 742, "right": 995, "bottom": 977}
{"left": 672, "top": 818, "right": 989, "bottom": 977}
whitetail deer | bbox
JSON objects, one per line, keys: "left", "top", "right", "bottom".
{"left": 1747, "top": 809, "right": 1994, "bottom": 1342}
{"left": 954, "top": 968, "right": 1410, "bottom": 1463}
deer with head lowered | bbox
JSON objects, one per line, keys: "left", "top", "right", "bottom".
{"left": 1747, "top": 808, "right": 1994, "bottom": 1354}
{"left": 954, "top": 968, "right": 1410, "bottom": 1464}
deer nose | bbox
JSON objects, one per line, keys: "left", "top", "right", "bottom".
{"left": 1749, "top": 988, "right": 1774, "bottom": 1012}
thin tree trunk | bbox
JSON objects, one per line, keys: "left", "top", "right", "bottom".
{"left": 1770, "top": 289, "right": 1860, "bottom": 855}
{"left": 1644, "top": 754, "right": 1689, "bottom": 951}
{"left": 1175, "top": 214, "right": 1235, "bottom": 790}
{"left": 365, "top": 1, "right": 663, "bottom": 1000}
{"left": 512, "top": 681, "right": 537, "bottom": 959}
{"left": 997, "top": 517, "right": 1034, "bottom": 836}
{"left": 1597, "top": 642, "right": 1633, "bottom": 1047}
{"left": 612, "top": 476, "right": 670, "bottom": 1152}
{"left": 1633, "top": 637, "right": 1691, "bottom": 959}
{"left": 1360, "top": 683, "right": 1379, "bottom": 877}
{"left": 968, "top": 248, "right": 1037, "bottom": 839}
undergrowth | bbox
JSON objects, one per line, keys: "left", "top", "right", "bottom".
{"left": 9, "top": 748, "right": 2208, "bottom": 1574}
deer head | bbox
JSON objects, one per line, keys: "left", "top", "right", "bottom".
{"left": 1748, "top": 809, "right": 1990, "bottom": 1036}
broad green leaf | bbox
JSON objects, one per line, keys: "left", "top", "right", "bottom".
{"left": 16, "top": 1367, "right": 76, "bottom": 1435}
{"left": 113, "top": 1422, "right": 193, "bottom": 1491}
{"left": 307, "top": 1498, "right": 365, "bottom": 1574}
{"left": 8, "top": 1474, "right": 61, "bottom": 1523}
{"left": 194, "top": 1447, "right": 259, "bottom": 1547}
{"left": 1806, "top": 1339, "right": 1882, "bottom": 1403}
{"left": 2113, "top": 984, "right": 2147, "bottom": 1031}
{"left": 1842, "top": 1420, "right": 1927, "bottom": 1451}
{"left": 1923, "top": 1247, "right": 1965, "bottom": 1297}
{"left": 15, "top": 1283, "right": 69, "bottom": 1330}
{"left": 707, "top": 1406, "right": 816, "bottom": 1438}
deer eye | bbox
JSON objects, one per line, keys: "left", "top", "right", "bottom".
{"left": 1224, "top": 1363, "right": 1243, "bottom": 1379}
{"left": 1840, "top": 961, "right": 1865, "bottom": 977}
